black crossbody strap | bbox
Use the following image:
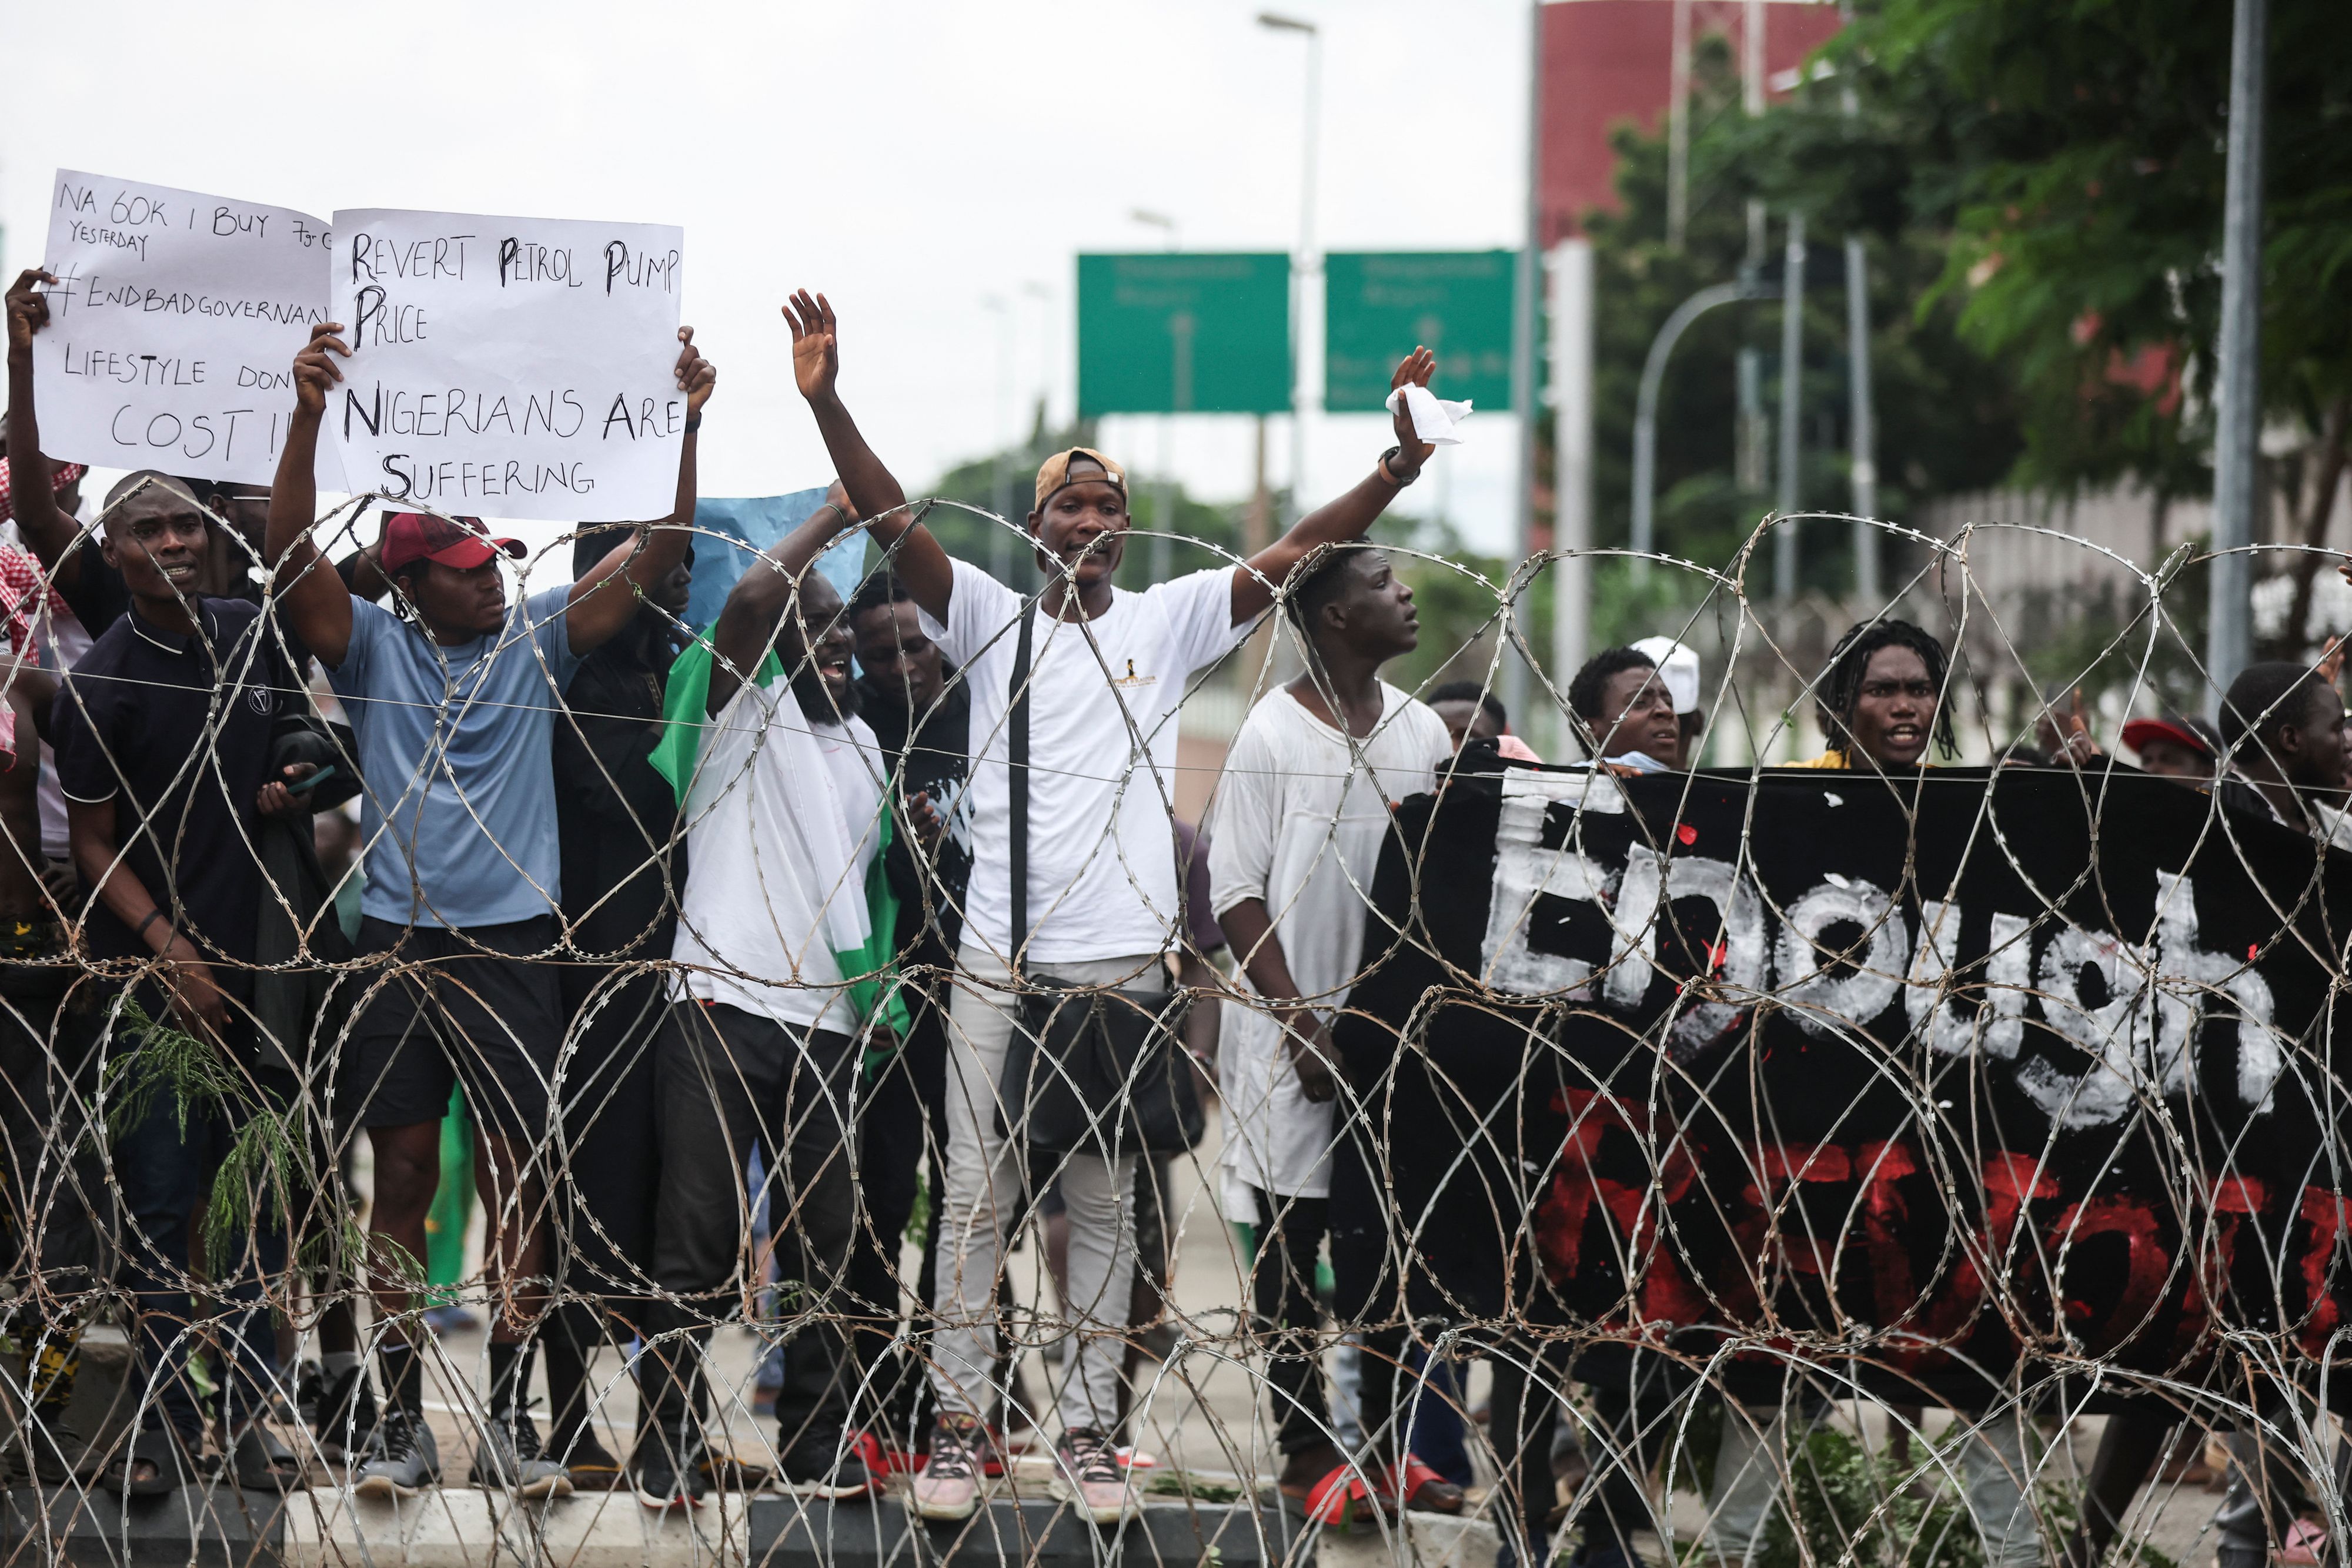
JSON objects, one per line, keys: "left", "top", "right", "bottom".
{"left": 1008, "top": 599, "right": 1037, "bottom": 981}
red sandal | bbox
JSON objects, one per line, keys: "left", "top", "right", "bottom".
{"left": 1374, "top": 1456, "right": 1466, "bottom": 1516}
{"left": 1300, "top": 1456, "right": 1466, "bottom": 1526}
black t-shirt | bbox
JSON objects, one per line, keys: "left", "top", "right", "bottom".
{"left": 49, "top": 597, "right": 295, "bottom": 984}
{"left": 857, "top": 674, "right": 972, "bottom": 963}
{"left": 555, "top": 626, "right": 686, "bottom": 965}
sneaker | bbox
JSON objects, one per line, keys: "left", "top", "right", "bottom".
{"left": 698, "top": 1450, "right": 773, "bottom": 1492}
{"left": 632, "top": 1419, "right": 710, "bottom": 1512}
{"left": 469, "top": 1405, "right": 573, "bottom": 1499}
{"left": 908, "top": 1415, "right": 984, "bottom": 1522}
{"left": 313, "top": 1362, "right": 379, "bottom": 1462}
{"left": 558, "top": 1430, "right": 626, "bottom": 1491}
{"left": 776, "top": 1435, "right": 877, "bottom": 1501}
{"left": 1051, "top": 1426, "right": 1135, "bottom": 1525}
{"left": 353, "top": 1407, "right": 440, "bottom": 1499}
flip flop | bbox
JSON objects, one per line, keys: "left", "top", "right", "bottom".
{"left": 106, "top": 1427, "right": 186, "bottom": 1498}
{"left": 1301, "top": 1461, "right": 1396, "bottom": 1529}
{"left": 228, "top": 1425, "right": 305, "bottom": 1492}
{"left": 1387, "top": 1455, "right": 1467, "bottom": 1516}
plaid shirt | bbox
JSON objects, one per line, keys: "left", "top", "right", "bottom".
{"left": 0, "top": 547, "right": 44, "bottom": 662}
{"left": 0, "top": 454, "right": 86, "bottom": 528}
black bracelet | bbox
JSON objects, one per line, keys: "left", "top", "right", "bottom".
{"left": 135, "top": 907, "right": 172, "bottom": 947}
{"left": 1378, "top": 446, "right": 1422, "bottom": 488}
{"left": 684, "top": 414, "right": 703, "bottom": 434}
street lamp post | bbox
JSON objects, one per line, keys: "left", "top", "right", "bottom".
{"left": 1130, "top": 210, "right": 1181, "bottom": 583}
{"left": 1632, "top": 280, "right": 1758, "bottom": 576}
{"left": 1258, "top": 12, "right": 1320, "bottom": 532}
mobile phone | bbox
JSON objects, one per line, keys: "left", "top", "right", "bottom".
{"left": 288, "top": 764, "right": 338, "bottom": 795}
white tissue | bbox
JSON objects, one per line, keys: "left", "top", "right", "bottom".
{"left": 1384, "top": 383, "right": 1474, "bottom": 445}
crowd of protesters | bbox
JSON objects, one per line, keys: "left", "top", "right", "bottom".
{"left": 4, "top": 262, "right": 2351, "bottom": 1568}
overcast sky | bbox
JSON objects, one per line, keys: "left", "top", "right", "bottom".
{"left": 0, "top": 0, "right": 1538, "bottom": 556}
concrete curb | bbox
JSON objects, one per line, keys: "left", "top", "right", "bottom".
{"left": 3, "top": 1481, "right": 1491, "bottom": 1566}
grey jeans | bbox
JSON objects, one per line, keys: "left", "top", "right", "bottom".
{"left": 927, "top": 945, "right": 1162, "bottom": 1433}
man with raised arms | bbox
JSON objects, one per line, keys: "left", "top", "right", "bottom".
{"left": 262, "top": 318, "right": 711, "bottom": 1500}
{"left": 630, "top": 482, "right": 907, "bottom": 1511}
{"left": 773, "top": 288, "right": 1438, "bottom": 1523}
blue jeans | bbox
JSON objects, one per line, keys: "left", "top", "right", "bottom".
{"left": 113, "top": 1066, "right": 290, "bottom": 1442}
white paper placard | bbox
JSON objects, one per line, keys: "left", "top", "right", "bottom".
{"left": 37, "top": 170, "right": 333, "bottom": 485}
{"left": 325, "top": 209, "right": 685, "bottom": 523}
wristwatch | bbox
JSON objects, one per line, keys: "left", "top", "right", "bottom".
{"left": 1378, "top": 446, "right": 1422, "bottom": 488}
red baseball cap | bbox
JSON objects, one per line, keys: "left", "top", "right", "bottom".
{"left": 2121, "top": 714, "right": 2220, "bottom": 759}
{"left": 379, "top": 512, "right": 526, "bottom": 574}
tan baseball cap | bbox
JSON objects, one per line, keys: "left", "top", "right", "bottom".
{"left": 1034, "top": 447, "right": 1127, "bottom": 508}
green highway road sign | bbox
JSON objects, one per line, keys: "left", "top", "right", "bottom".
{"left": 1077, "top": 253, "right": 1291, "bottom": 416}
{"left": 1324, "top": 250, "right": 1516, "bottom": 413}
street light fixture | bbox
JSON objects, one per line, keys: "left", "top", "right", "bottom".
{"left": 1257, "top": 11, "right": 1320, "bottom": 535}
{"left": 1129, "top": 209, "right": 1179, "bottom": 246}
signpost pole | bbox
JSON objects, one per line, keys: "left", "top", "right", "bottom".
{"left": 1552, "top": 239, "right": 1595, "bottom": 758}
{"left": 2207, "top": 0, "right": 2268, "bottom": 708}
{"left": 1506, "top": 0, "right": 1543, "bottom": 739}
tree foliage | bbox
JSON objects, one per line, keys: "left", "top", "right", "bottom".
{"left": 1750, "top": 0, "right": 2352, "bottom": 649}
{"left": 1586, "top": 36, "right": 2024, "bottom": 604}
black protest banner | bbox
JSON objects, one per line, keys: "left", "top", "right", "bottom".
{"left": 1334, "top": 759, "right": 2352, "bottom": 1403}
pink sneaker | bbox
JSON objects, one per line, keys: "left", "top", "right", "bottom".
{"left": 908, "top": 1416, "right": 984, "bottom": 1522}
{"left": 1051, "top": 1426, "right": 1135, "bottom": 1524}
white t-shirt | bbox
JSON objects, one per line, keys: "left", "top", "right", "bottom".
{"left": 669, "top": 677, "right": 885, "bottom": 1034}
{"left": 1210, "top": 683, "right": 1450, "bottom": 1198}
{"left": 923, "top": 558, "right": 1248, "bottom": 964}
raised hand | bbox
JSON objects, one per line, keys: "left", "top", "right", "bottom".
{"left": 290, "top": 322, "right": 352, "bottom": 419}
{"left": 1388, "top": 346, "right": 1439, "bottom": 468}
{"left": 783, "top": 289, "right": 839, "bottom": 403}
{"left": 675, "top": 325, "right": 717, "bottom": 416}
{"left": 2035, "top": 686, "right": 2102, "bottom": 767}
{"left": 2320, "top": 634, "right": 2346, "bottom": 687}
{"left": 4, "top": 270, "right": 56, "bottom": 359}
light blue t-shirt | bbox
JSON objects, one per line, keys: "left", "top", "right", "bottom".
{"left": 326, "top": 585, "right": 582, "bottom": 930}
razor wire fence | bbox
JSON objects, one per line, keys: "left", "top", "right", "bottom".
{"left": 0, "top": 492, "right": 2341, "bottom": 1568}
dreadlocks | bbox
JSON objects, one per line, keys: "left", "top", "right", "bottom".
{"left": 1815, "top": 618, "right": 1958, "bottom": 760}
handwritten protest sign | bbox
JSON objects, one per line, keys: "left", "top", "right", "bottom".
{"left": 325, "top": 209, "right": 685, "bottom": 523}
{"left": 38, "top": 170, "right": 332, "bottom": 485}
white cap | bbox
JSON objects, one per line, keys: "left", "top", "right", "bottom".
{"left": 1629, "top": 636, "right": 1702, "bottom": 715}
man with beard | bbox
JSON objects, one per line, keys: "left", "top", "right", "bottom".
{"left": 633, "top": 490, "right": 906, "bottom": 1509}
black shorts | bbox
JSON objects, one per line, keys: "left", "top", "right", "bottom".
{"left": 339, "top": 915, "right": 564, "bottom": 1141}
